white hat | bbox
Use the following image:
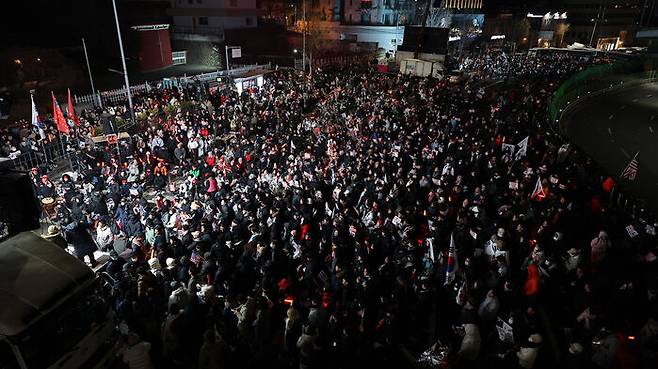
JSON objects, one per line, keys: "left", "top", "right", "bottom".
{"left": 528, "top": 333, "right": 543, "bottom": 344}
{"left": 148, "top": 258, "right": 161, "bottom": 271}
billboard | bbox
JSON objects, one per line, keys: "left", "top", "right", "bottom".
{"left": 398, "top": 26, "right": 449, "bottom": 55}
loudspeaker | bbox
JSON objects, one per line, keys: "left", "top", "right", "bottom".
{"left": 0, "top": 170, "right": 41, "bottom": 239}
{"left": 101, "top": 113, "right": 118, "bottom": 135}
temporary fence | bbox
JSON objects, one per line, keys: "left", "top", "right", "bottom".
{"left": 72, "top": 64, "right": 269, "bottom": 108}
{"left": 74, "top": 82, "right": 153, "bottom": 108}
{"left": 8, "top": 138, "right": 72, "bottom": 172}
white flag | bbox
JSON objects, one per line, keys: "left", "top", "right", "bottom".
{"left": 515, "top": 136, "right": 529, "bottom": 160}
{"left": 428, "top": 238, "right": 435, "bottom": 262}
{"left": 31, "top": 93, "right": 46, "bottom": 140}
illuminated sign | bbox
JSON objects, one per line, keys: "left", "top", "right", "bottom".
{"left": 131, "top": 24, "right": 170, "bottom": 31}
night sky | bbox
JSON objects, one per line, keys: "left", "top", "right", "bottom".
{"left": 0, "top": 0, "right": 555, "bottom": 49}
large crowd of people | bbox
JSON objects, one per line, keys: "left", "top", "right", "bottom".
{"left": 4, "top": 51, "right": 658, "bottom": 369}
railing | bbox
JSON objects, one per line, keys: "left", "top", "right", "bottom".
{"left": 73, "top": 64, "right": 270, "bottom": 108}
{"left": 551, "top": 61, "right": 658, "bottom": 221}
{"left": 313, "top": 53, "right": 374, "bottom": 69}
{"left": 74, "top": 82, "right": 153, "bottom": 108}
{"left": 172, "top": 51, "right": 187, "bottom": 65}
{"left": 549, "top": 60, "right": 645, "bottom": 125}
{"left": 7, "top": 139, "right": 71, "bottom": 172}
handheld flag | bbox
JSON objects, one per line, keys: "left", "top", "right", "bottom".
{"left": 620, "top": 152, "right": 639, "bottom": 181}
{"left": 515, "top": 136, "right": 529, "bottom": 160}
{"left": 51, "top": 92, "right": 69, "bottom": 135}
{"left": 428, "top": 237, "right": 435, "bottom": 262}
{"left": 445, "top": 233, "right": 458, "bottom": 285}
{"left": 67, "top": 89, "right": 80, "bottom": 126}
{"left": 30, "top": 93, "right": 46, "bottom": 140}
{"left": 530, "top": 177, "right": 547, "bottom": 201}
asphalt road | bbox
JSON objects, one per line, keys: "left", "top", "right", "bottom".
{"left": 562, "top": 82, "right": 658, "bottom": 211}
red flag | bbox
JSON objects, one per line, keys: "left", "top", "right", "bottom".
{"left": 67, "top": 89, "right": 79, "bottom": 126}
{"left": 51, "top": 92, "right": 69, "bottom": 134}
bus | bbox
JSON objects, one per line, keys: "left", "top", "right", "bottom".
{"left": 0, "top": 232, "right": 116, "bottom": 369}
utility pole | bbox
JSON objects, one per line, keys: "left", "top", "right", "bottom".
{"left": 81, "top": 38, "right": 99, "bottom": 108}
{"left": 303, "top": 0, "right": 306, "bottom": 73}
{"left": 415, "top": 0, "right": 436, "bottom": 59}
{"left": 225, "top": 45, "right": 241, "bottom": 72}
{"left": 589, "top": 4, "right": 605, "bottom": 48}
{"left": 111, "top": 0, "right": 134, "bottom": 121}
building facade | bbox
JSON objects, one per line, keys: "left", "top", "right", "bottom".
{"left": 561, "top": 0, "right": 646, "bottom": 49}
{"left": 167, "top": 0, "right": 260, "bottom": 42}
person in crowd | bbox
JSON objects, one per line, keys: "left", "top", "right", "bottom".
{"left": 12, "top": 52, "right": 657, "bottom": 369}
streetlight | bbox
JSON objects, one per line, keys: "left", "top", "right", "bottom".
{"left": 225, "top": 45, "right": 241, "bottom": 71}
{"left": 111, "top": 0, "right": 134, "bottom": 121}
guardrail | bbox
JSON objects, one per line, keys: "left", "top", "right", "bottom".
{"left": 549, "top": 60, "right": 645, "bottom": 124}
{"left": 551, "top": 61, "right": 658, "bottom": 220}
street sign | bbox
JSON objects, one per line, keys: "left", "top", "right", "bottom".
{"left": 106, "top": 134, "right": 118, "bottom": 145}
{"left": 231, "top": 48, "right": 242, "bottom": 58}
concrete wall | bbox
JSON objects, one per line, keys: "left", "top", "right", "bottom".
{"left": 172, "top": 0, "right": 257, "bottom": 9}
{"left": 317, "top": 22, "right": 404, "bottom": 52}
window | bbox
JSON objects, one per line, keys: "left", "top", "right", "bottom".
{"left": 246, "top": 17, "right": 252, "bottom": 25}
{"left": 230, "top": 0, "right": 238, "bottom": 7}
{"left": 199, "top": 17, "right": 208, "bottom": 25}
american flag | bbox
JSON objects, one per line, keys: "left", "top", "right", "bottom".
{"left": 620, "top": 152, "right": 639, "bottom": 181}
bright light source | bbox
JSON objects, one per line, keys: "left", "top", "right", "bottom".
{"left": 293, "top": 49, "right": 298, "bottom": 53}
{"left": 544, "top": 12, "right": 551, "bottom": 19}
{"left": 35, "top": 58, "right": 41, "bottom": 62}
{"left": 14, "top": 59, "right": 21, "bottom": 65}
{"left": 490, "top": 35, "right": 505, "bottom": 40}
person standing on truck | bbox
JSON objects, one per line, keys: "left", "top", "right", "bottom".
{"left": 63, "top": 219, "right": 98, "bottom": 268}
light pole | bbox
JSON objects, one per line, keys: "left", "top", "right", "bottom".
{"left": 111, "top": 0, "right": 134, "bottom": 121}
{"left": 81, "top": 37, "right": 100, "bottom": 108}
{"left": 225, "top": 45, "right": 241, "bottom": 71}
{"left": 302, "top": 0, "right": 306, "bottom": 73}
